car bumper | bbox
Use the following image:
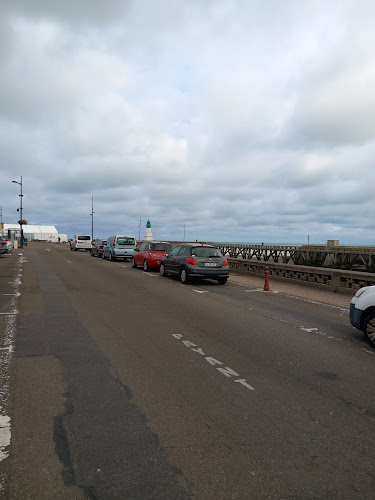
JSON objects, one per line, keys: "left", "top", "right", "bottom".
{"left": 349, "top": 303, "right": 363, "bottom": 330}
{"left": 187, "top": 267, "right": 230, "bottom": 280}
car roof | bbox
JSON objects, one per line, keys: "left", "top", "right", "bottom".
{"left": 181, "top": 243, "right": 215, "bottom": 247}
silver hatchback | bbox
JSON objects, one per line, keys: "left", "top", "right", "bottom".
{"left": 0, "top": 236, "right": 13, "bottom": 255}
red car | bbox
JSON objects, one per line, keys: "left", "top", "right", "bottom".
{"left": 132, "top": 241, "right": 172, "bottom": 271}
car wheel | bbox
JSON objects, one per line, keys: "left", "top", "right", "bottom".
{"left": 109, "top": 253, "right": 116, "bottom": 261}
{"left": 143, "top": 260, "right": 149, "bottom": 272}
{"left": 132, "top": 258, "right": 137, "bottom": 268}
{"left": 102, "top": 252, "right": 106, "bottom": 259}
{"left": 364, "top": 312, "right": 375, "bottom": 347}
{"left": 70, "top": 247, "right": 73, "bottom": 251}
{"left": 160, "top": 263, "right": 166, "bottom": 277}
{"left": 180, "top": 267, "right": 190, "bottom": 284}
{"left": 218, "top": 277, "right": 227, "bottom": 285}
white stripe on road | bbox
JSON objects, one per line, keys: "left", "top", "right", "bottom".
{"left": 192, "top": 289, "right": 208, "bottom": 294}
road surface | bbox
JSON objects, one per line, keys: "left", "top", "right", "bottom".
{"left": 0, "top": 243, "right": 374, "bottom": 499}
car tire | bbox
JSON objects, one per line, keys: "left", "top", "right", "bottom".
{"left": 160, "top": 263, "right": 166, "bottom": 277}
{"left": 70, "top": 247, "right": 73, "bottom": 251}
{"left": 143, "top": 260, "right": 149, "bottom": 272}
{"left": 218, "top": 277, "right": 227, "bottom": 285}
{"left": 132, "top": 258, "right": 137, "bottom": 268}
{"left": 363, "top": 312, "right": 375, "bottom": 347}
{"left": 102, "top": 252, "right": 106, "bottom": 259}
{"left": 180, "top": 267, "right": 190, "bottom": 284}
{"left": 109, "top": 253, "right": 116, "bottom": 262}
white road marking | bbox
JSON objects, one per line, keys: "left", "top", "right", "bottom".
{"left": 67, "top": 261, "right": 72, "bottom": 264}
{"left": 0, "top": 416, "right": 11, "bottom": 460}
{"left": 192, "top": 289, "right": 208, "bottom": 294}
{"left": 0, "top": 346, "right": 13, "bottom": 353}
{"left": 45, "top": 249, "right": 51, "bottom": 251}
{"left": 300, "top": 327, "right": 319, "bottom": 333}
{"left": 0, "top": 256, "right": 22, "bottom": 468}
{"left": 172, "top": 334, "right": 255, "bottom": 392}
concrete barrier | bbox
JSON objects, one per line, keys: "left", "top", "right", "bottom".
{"left": 228, "top": 258, "right": 375, "bottom": 294}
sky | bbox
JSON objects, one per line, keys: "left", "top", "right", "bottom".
{"left": 1, "top": 0, "right": 375, "bottom": 244}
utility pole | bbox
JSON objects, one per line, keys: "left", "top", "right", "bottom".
{"left": 12, "top": 176, "right": 23, "bottom": 248}
{"left": 138, "top": 216, "right": 141, "bottom": 242}
{"left": 90, "top": 196, "right": 95, "bottom": 241}
{"left": 183, "top": 224, "right": 186, "bottom": 241}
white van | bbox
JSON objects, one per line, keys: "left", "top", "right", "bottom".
{"left": 103, "top": 235, "right": 137, "bottom": 261}
{"left": 70, "top": 235, "right": 92, "bottom": 251}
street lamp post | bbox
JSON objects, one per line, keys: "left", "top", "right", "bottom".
{"left": 12, "top": 176, "right": 23, "bottom": 248}
{"left": 90, "top": 196, "right": 94, "bottom": 241}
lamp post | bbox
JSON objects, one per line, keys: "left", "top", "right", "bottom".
{"left": 12, "top": 176, "right": 23, "bottom": 248}
{"left": 90, "top": 196, "right": 94, "bottom": 241}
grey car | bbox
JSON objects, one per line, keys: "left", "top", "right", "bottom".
{"left": 160, "top": 243, "right": 229, "bottom": 285}
{"left": 90, "top": 239, "right": 107, "bottom": 257}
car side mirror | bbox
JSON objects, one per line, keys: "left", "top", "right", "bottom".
{"left": 134, "top": 248, "right": 140, "bottom": 252}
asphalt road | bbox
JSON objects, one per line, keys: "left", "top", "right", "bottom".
{"left": 1, "top": 243, "right": 375, "bottom": 499}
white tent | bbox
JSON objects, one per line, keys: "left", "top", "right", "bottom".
{"left": 2, "top": 223, "right": 60, "bottom": 241}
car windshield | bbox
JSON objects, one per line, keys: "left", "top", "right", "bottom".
{"left": 153, "top": 243, "right": 172, "bottom": 251}
{"left": 117, "top": 237, "right": 135, "bottom": 246}
{"left": 191, "top": 247, "right": 222, "bottom": 258}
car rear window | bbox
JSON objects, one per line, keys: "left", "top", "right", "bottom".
{"left": 117, "top": 237, "right": 135, "bottom": 246}
{"left": 78, "top": 235, "right": 91, "bottom": 240}
{"left": 190, "top": 247, "right": 222, "bottom": 257}
{"left": 153, "top": 243, "right": 172, "bottom": 251}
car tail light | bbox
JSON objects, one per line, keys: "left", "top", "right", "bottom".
{"left": 75, "top": 240, "right": 77, "bottom": 244}
{"left": 100, "top": 245, "right": 104, "bottom": 249}
{"left": 223, "top": 259, "right": 228, "bottom": 266}
{"left": 1, "top": 242, "right": 6, "bottom": 246}
{"left": 186, "top": 257, "right": 197, "bottom": 266}
{"left": 113, "top": 236, "right": 116, "bottom": 247}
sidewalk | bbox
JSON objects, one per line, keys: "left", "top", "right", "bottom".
{"left": 229, "top": 272, "right": 352, "bottom": 309}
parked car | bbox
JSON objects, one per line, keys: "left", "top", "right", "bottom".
{"left": 90, "top": 239, "right": 107, "bottom": 258}
{"left": 0, "top": 236, "right": 12, "bottom": 255}
{"left": 350, "top": 286, "right": 375, "bottom": 347}
{"left": 70, "top": 235, "right": 92, "bottom": 251}
{"left": 133, "top": 241, "right": 172, "bottom": 271}
{"left": 160, "top": 243, "right": 229, "bottom": 284}
{"left": 103, "top": 235, "right": 137, "bottom": 261}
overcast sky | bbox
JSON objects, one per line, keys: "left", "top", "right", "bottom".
{"left": 1, "top": 0, "right": 375, "bottom": 244}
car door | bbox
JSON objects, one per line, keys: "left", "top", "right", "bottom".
{"left": 164, "top": 245, "right": 182, "bottom": 274}
{"left": 134, "top": 242, "right": 145, "bottom": 266}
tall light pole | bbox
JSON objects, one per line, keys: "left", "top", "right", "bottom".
{"left": 90, "top": 196, "right": 95, "bottom": 241}
{"left": 12, "top": 176, "right": 23, "bottom": 248}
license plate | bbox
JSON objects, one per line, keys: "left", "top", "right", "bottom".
{"left": 204, "top": 262, "right": 218, "bottom": 267}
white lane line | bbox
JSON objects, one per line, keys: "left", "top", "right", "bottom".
{"left": 67, "top": 261, "right": 72, "bottom": 264}
{"left": 2, "top": 292, "right": 21, "bottom": 297}
{"left": 192, "top": 289, "right": 208, "bottom": 294}
{"left": 45, "top": 249, "right": 51, "bottom": 251}
{"left": 0, "top": 312, "right": 18, "bottom": 315}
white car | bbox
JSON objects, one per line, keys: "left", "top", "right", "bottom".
{"left": 350, "top": 286, "right": 375, "bottom": 347}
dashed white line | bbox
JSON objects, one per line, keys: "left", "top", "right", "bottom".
{"left": 172, "top": 334, "right": 255, "bottom": 392}
{"left": 192, "top": 289, "right": 208, "bottom": 294}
